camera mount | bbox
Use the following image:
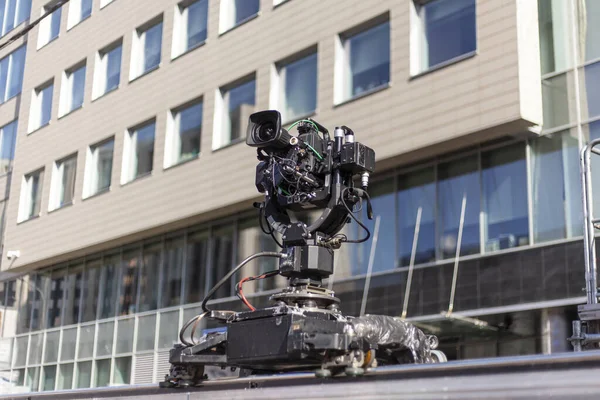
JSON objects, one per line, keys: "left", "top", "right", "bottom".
{"left": 160, "top": 110, "right": 445, "bottom": 388}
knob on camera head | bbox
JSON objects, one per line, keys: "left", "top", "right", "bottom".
{"left": 247, "top": 110, "right": 375, "bottom": 284}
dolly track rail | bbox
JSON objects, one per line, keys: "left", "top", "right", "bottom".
{"left": 3, "top": 351, "right": 600, "bottom": 399}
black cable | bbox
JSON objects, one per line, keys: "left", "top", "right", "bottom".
{"left": 201, "top": 252, "right": 285, "bottom": 313}
{"left": 340, "top": 187, "right": 371, "bottom": 244}
{"left": 0, "top": 0, "right": 70, "bottom": 52}
{"left": 258, "top": 207, "right": 283, "bottom": 248}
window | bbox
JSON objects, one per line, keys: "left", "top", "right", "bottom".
{"left": 18, "top": 168, "right": 44, "bottom": 222}
{"left": 0, "top": 45, "right": 26, "bottom": 103}
{"left": 66, "top": 0, "right": 91, "bottom": 30}
{"left": 92, "top": 40, "right": 122, "bottom": 99}
{"left": 28, "top": 80, "right": 53, "bottom": 132}
{"left": 210, "top": 226, "right": 233, "bottom": 298}
{"left": 274, "top": 51, "right": 317, "bottom": 123}
{"left": 37, "top": 1, "right": 62, "bottom": 49}
{"left": 0, "top": 120, "right": 17, "bottom": 173}
{"left": 185, "top": 231, "right": 208, "bottom": 304}
{"left": 161, "top": 238, "right": 184, "bottom": 308}
{"left": 138, "top": 243, "right": 160, "bottom": 312}
{"left": 437, "top": 155, "right": 480, "bottom": 259}
{"left": 98, "top": 256, "right": 119, "bottom": 319}
{"left": 172, "top": 0, "right": 208, "bottom": 58}
{"left": 0, "top": 0, "right": 31, "bottom": 36}
{"left": 539, "top": 0, "right": 573, "bottom": 75}
{"left": 335, "top": 20, "right": 389, "bottom": 104}
{"left": 49, "top": 154, "right": 77, "bottom": 211}
{"left": 219, "top": 0, "right": 259, "bottom": 34}
{"left": 119, "top": 251, "right": 140, "bottom": 316}
{"left": 411, "top": 0, "right": 476, "bottom": 74}
{"left": 165, "top": 100, "right": 202, "bottom": 167}
{"left": 83, "top": 137, "right": 113, "bottom": 198}
{"left": 213, "top": 77, "right": 255, "bottom": 149}
{"left": 482, "top": 144, "right": 529, "bottom": 251}
{"left": 542, "top": 73, "right": 573, "bottom": 129}
{"left": 130, "top": 19, "right": 163, "bottom": 80}
{"left": 80, "top": 259, "right": 100, "bottom": 322}
{"left": 398, "top": 167, "right": 436, "bottom": 267}
{"left": 121, "top": 120, "right": 155, "bottom": 184}
{"left": 59, "top": 62, "right": 86, "bottom": 116}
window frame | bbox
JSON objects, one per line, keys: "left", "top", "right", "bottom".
{"left": 172, "top": 0, "right": 209, "bottom": 59}
{"left": 18, "top": 167, "right": 45, "bottom": 223}
{"left": 334, "top": 15, "right": 391, "bottom": 105}
{"left": 37, "top": 1, "right": 62, "bottom": 50}
{"left": 121, "top": 119, "right": 156, "bottom": 185}
{"left": 129, "top": 17, "right": 163, "bottom": 81}
{"left": 218, "top": 0, "right": 260, "bottom": 35}
{"left": 59, "top": 61, "right": 87, "bottom": 117}
{"left": 66, "top": 0, "right": 92, "bottom": 31}
{"left": 83, "top": 137, "right": 114, "bottom": 199}
{"left": 92, "top": 39, "right": 123, "bottom": 100}
{"left": 48, "top": 153, "right": 78, "bottom": 212}
{"left": 165, "top": 97, "right": 203, "bottom": 168}
{"left": 28, "top": 80, "right": 54, "bottom": 133}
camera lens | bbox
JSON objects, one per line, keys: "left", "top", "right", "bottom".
{"left": 256, "top": 122, "right": 276, "bottom": 143}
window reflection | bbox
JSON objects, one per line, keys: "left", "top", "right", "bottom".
{"left": 98, "top": 255, "right": 119, "bottom": 319}
{"left": 119, "top": 251, "right": 140, "bottom": 316}
{"left": 437, "top": 156, "right": 480, "bottom": 259}
{"left": 539, "top": 0, "right": 573, "bottom": 74}
{"left": 138, "top": 244, "right": 160, "bottom": 312}
{"left": 211, "top": 226, "right": 234, "bottom": 299}
{"left": 398, "top": 167, "right": 436, "bottom": 267}
{"left": 63, "top": 264, "right": 83, "bottom": 326}
{"left": 162, "top": 238, "right": 184, "bottom": 308}
{"left": 47, "top": 268, "right": 67, "bottom": 329}
{"left": 81, "top": 259, "right": 101, "bottom": 323}
{"left": 185, "top": 231, "right": 209, "bottom": 304}
{"left": 482, "top": 145, "right": 529, "bottom": 251}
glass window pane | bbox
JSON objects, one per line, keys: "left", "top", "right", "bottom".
{"left": 81, "top": 259, "right": 100, "bottom": 322}
{"left": 63, "top": 264, "right": 83, "bottom": 325}
{"left": 0, "top": 120, "right": 17, "bottom": 173}
{"left": 47, "top": 268, "right": 67, "bottom": 328}
{"left": 158, "top": 311, "right": 179, "bottom": 349}
{"left": 282, "top": 53, "right": 317, "bottom": 122}
{"left": 26, "top": 366, "right": 40, "bottom": 392}
{"left": 76, "top": 361, "right": 91, "bottom": 389}
{"left": 132, "top": 122, "right": 155, "bottom": 179}
{"left": 226, "top": 79, "right": 255, "bottom": 143}
{"left": 105, "top": 45, "right": 122, "bottom": 92}
{"left": 99, "top": 255, "right": 119, "bottom": 319}
{"left": 233, "top": 0, "right": 258, "bottom": 25}
{"left": 16, "top": 0, "right": 31, "bottom": 27}
{"left": 57, "top": 363, "right": 73, "bottom": 390}
{"left": 70, "top": 65, "right": 86, "bottom": 111}
{"left": 113, "top": 356, "right": 131, "bottom": 385}
{"left": 50, "top": 8, "right": 61, "bottom": 40}
{"left": 161, "top": 238, "right": 184, "bottom": 308}
{"left": 539, "top": 0, "right": 573, "bottom": 74}
{"left": 0, "top": 57, "right": 8, "bottom": 102}
{"left": 119, "top": 250, "right": 140, "bottom": 316}
{"left": 40, "top": 84, "right": 54, "bottom": 127}
{"left": 115, "top": 318, "right": 134, "bottom": 354}
{"left": 138, "top": 244, "right": 160, "bottom": 312}
{"left": 582, "top": 62, "right": 600, "bottom": 121}
{"left": 348, "top": 22, "right": 389, "bottom": 97}
{"left": 11, "top": 369, "right": 25, "bottom": 388}
{"left": 211, "top": 226, "right": 234, "bottom": 298}
{"left": 16, "top": 278, "right": 32, "bottom": 334}
{"left": 95, "top": 358, "right": 110, "bottom": 388}
{"left": 542, "top": 73, "right": 572, "bottom": 129}
{"left": 61, "top": 327, "right": 77, "bottom": 361}
{"left": 177, "top": 102, "right": 202, "bottom": 163}
{"left": 531, "top": 130, "right": 581, "bottom": 242}
{"left": 437, "top": 155, "right": 481, "bottom": 259}
{"left": 7, "top": 46, "right": 25, "bottom": 99}
{"left": 0, "top": 338, "right": 12, "bottom": 370}
{"left": 13, "top": 336, "right": 27, "bottom": 367}
{"left": 81, "top": 0, "right": 92, "bottom": 19}
{"left": 482, "top": 144, "right": 529, "bottom": 251}
{"left": 143, "top": 23, "right": 162, "bottom": 72}
{"left": 136, "top": 314, "right": 156, "bottom": 352}
{"left": 96, "top": 321, "right": 114, "bottom": 357}
{"left": 44, "top": 331, "right": 60, "bottom": 363}
{"left": 77, "top": 324, "right": 94, "bottom": 359}
{"left": 185, "top": 231, "right": 208, "bottom": 304}
{"left": 187, "top": 0, "right": 208, "bottom": 49}
{"left": 398, "top": 167, "right": 437, "bottom": 267}
{"left": 31, "top": 273, "right": 50, "bottom": 331}
{"left": 580, "top": 0, "right": 600, "bottom": 63}
{"left": 421, "top": 0, "right": 475, "bottom": 69}
{"left": 28, "top": 333, "right": 43, "bottom": 365}
{"left": 42, "top": 365, "right": 57, "bottom": 391}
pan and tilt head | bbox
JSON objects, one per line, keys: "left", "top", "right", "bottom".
{"left": 160, "top": 110, "right": 446, "bottom": 389}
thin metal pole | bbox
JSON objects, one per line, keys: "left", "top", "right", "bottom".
{"left": 447, "top": 193, "right": 467, "bottom": 316}
{"left": 401, "top": 207, "right": 422, "bottom": 319}
{"left": 582, "top": 142, "right": 600, "bottom": 304}
{"left": 359, "top": 216, "right": 380, "bottom": 317}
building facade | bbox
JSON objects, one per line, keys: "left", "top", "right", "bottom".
{"left": 0, "top": 0, "right": 595, "bottom": 393}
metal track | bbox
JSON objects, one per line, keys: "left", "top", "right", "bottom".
{"left": 3, "top": 351, "right": 600, "bottom": 399}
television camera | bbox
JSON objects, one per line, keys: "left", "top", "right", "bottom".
{"left": 160, "top": 110, "right": 445, "bottom": 388}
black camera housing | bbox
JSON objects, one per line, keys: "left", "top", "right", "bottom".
{"left": 246, "top": 110, "right": 292, "bottom": 149}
